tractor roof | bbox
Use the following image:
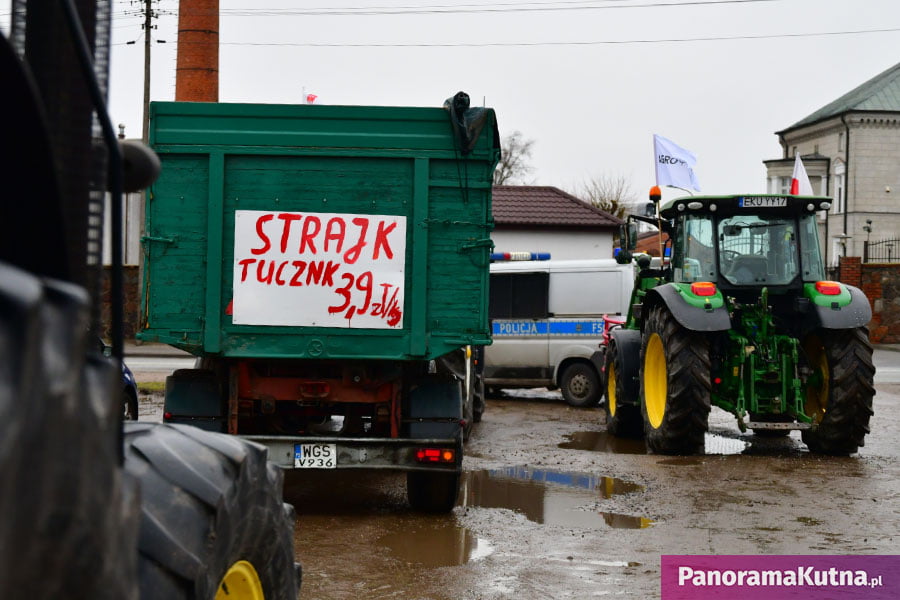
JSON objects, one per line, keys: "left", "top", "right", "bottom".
{"left": 658, "top": 194, "right": 833, "bottom": 219}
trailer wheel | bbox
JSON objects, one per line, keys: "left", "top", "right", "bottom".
{"left": 604, "top": 341, "right": 643, "bottom": 438}
{"left": 124, "top": 422, "right": 300, "bottom": 599}
{"left": 560, "top": 362, "right": 602, "bottom": 407}
{"left": 473, "top": 373, "right": 485, "bottom": 424}
{"left": 640, "top": 304, "right": 711, "bottom": 454}
{"left": 407, "top": 470, "right": 460, "bottom": 513}
{"left": 800, "top": 328, "right": 874, "bottom": 456}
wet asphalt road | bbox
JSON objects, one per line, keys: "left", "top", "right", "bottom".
{"left": 134, "top": 348, "right": 900, "bottom": 600}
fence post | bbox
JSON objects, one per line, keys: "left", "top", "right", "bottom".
{"left": 863, "top": 240, "right": 869, "bottom": 263}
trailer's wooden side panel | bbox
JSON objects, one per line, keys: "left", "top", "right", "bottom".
{"left": 140, "top": 101, "right": 498, "bottom": 360}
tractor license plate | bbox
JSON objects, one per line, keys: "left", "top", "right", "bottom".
{"left": 294, "top": 443, "right": 336, "bottom": 468}
{"left": 739, "top": 196, "right": 787, "bottom": 208}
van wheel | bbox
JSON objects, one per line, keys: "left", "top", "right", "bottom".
{"left": 560, "top": 363, "right": 601, "bottom": 407}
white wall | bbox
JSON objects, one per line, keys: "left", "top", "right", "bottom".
{"left": 492, "top": 230, "right": 615, "bottom": 260}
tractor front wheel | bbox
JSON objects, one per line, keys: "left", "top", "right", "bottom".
{"left": 640, "top": 305, "right": 711, "bottom": 454}
{"left": 801, "top": 328, "right": 875, "bottom": 455}
{"left": 604, "top": 340, "right": 643, "bottom": 438}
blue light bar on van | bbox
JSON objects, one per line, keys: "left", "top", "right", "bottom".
{"left": 490, "top": 252, "right": 551, "bottom": 262}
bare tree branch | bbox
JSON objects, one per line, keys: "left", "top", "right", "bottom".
{"left": 493, "top": 131, "right": 535, "bottom": 185}
{"left": 571, "top": 174, "right": 638, "bottom": 219}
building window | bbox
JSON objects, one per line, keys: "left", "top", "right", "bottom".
{"left": 833, "top": 172, "right": 845, "bottom": 213}
{"left": 792, "top": 146, "right": 798, "bottom": 157}
{"left": 779, "top": 176, "right": 791, "bottom": 194}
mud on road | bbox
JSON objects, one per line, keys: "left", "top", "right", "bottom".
{"left": 136, "top": 379, "right": 900, "bottom": 600}
{"left": 276, "top": 383, "right": 900, "bottom": 600}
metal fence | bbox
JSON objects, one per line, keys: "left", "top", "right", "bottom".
{"left": 863, "top": 238, "right": 900, "bottom": 263}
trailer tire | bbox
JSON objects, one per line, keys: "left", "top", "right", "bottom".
{"left": 800, "top": 328, "right": 874, "bottom": 456}
{"left": 604, "top": 340, "right": 643, "bottom": 438}
{"left": 124, "top": 422, "right": 300, "bottom": 599}
{"left": 473, "top": 373, "right": 485, "bottom": 424}
{"left": 407, "top": 471, "right": 460, "bottom": 513}
{"left": 640, "top": 304, "right": 711, "bottom": 454}
{"left": 560, "top": 362, "right": 602, "bottom": 407}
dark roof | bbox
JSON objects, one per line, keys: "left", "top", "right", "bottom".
{"left": 780, "top": 61, "right": 900, "bottom": 133}
{"left": 492, "top": 186, "right": 622, "bottom": 227}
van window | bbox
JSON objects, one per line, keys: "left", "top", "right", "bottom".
{"left": 489, "top": 272, "right": 549, "bottom": 319}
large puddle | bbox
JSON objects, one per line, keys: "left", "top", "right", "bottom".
{"left": 560, "top": 431, "right": 758, "bottom": 456}
{"left": 378, "top": 521, "right": 495, "bottom": 567}
{"left": 378, "top": 466, "right": 651, "bottom": 568}
{"left": 459, "top": 466, "right": 652, "bottom": 530}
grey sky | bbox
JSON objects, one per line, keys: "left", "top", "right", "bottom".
{"left": 10, "top": 1, "right": 900, "bottom": 200}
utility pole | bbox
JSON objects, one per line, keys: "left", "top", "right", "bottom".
{"left": 141, "top": 0, "right": 153, "bottom": 143}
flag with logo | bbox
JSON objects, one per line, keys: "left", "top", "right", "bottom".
{"left": 791, "top": 154, "right": 813, "bottom": 195}
{"left": 653, "top": 134, "right": 701, "bottom": 192}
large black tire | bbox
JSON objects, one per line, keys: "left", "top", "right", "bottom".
{"left": 559, "top": 362, "right": 602, "bottom": 407}
{"left": 640, "top": 304, "right": 711, "bottom": 454}
{"left": 604, "top": 341, "right": 643, "bottom": 438}
{"left": 407, "top": 471, "right": 461, "bottom": 513}
{"left": 125, "top": 422, "right": 300, "bottom": 599}
{"left": 0, "top": 265, "right": 140, "bottom": 599}
{"left": 800, "top": 328, "right": 875, "bottom": 456}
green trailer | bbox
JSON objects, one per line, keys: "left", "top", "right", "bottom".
{"left": 139, "top": 98, "right": 499, "bottom": 511}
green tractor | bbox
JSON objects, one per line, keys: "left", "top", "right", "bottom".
{"left": 603, "top": 188, "right": 875, "bottom": 455}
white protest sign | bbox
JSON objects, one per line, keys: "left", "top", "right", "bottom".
{"left": 232, "top": 210, "right": 406, "bottom": 328}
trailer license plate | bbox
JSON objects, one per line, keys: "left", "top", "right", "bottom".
{"left": 294, "top": 443, "right": 336, "bottom": 468}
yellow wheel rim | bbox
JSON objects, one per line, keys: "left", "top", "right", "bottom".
{"left": 607, "top": 360, "right": 617, "bottom": 417}
{"left": 216, "top": 560, "right": 265, "bottom": 600}
{"left": 644, "top": 333, "right": 667, "bottom": 429}
{"left": 803, "top": 335, "right": 829, "bottom": 423}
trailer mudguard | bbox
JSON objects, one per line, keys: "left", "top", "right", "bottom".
{"left": 810, "top": 285, "right": 873, "bottom": 329}
{"left": 648, "top": 284, "right": 731, "bottom": 332}
{"left": 608, "top": 328, "right": 642, "bottom": 407}
{"left": 407, "top": 380, "right": 464, "bottom": 440}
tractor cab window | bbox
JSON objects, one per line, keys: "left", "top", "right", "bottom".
{"left": 717, "top": 215, "right": 799, "bottom": 286}
{"left": 673, "top": 215, "right": 716, "bottom": 282}
{"left": 798, "top": 214, "right": 826, "bottom": 282}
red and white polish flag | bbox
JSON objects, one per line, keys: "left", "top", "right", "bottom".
{"left": 791, "top": 154, "right": 814, "bottom": 195}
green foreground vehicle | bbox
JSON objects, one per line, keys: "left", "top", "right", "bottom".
{"left": 602, "top": 189, "right": 875, "bottom": 455}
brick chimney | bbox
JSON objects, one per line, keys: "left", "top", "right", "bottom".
{"left": 175, "top": 0, "right": 219, "bottom": 101}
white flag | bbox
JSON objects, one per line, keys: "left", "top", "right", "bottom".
{"left": 791, "top": 154, "right": 813, "bottom": 195}
{"left": 653, "top": 134, "right": 701, "bottom": 192}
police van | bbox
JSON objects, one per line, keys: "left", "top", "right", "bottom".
{"left": 484, "top": 255, "right": 634, "bottom": 406}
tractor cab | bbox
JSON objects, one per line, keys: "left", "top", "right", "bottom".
{"left": 657, "top": 194, "right": 833, "bottom": 296}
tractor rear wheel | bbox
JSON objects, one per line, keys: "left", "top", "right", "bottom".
{"left": 800, "top": 328, "right": 874, "bottom": 455}
{"left": 604, "top": 341, "right": 643, "bottom": 438}
{"left": 640, "top": 305, "right": 711, "bottom": 454}
{"left": 125, "top": 423, "right": 300, "bottom": 599}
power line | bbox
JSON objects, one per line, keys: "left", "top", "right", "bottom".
{"left": 180, "top": 26, "right": 898, "bottom": 47}
{"left": 218, "top": 0, "right": 784, "bottom": 17}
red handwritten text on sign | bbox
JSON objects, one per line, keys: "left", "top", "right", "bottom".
{"left": 232, "top": 210, "right": 406, "bottom": 328}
